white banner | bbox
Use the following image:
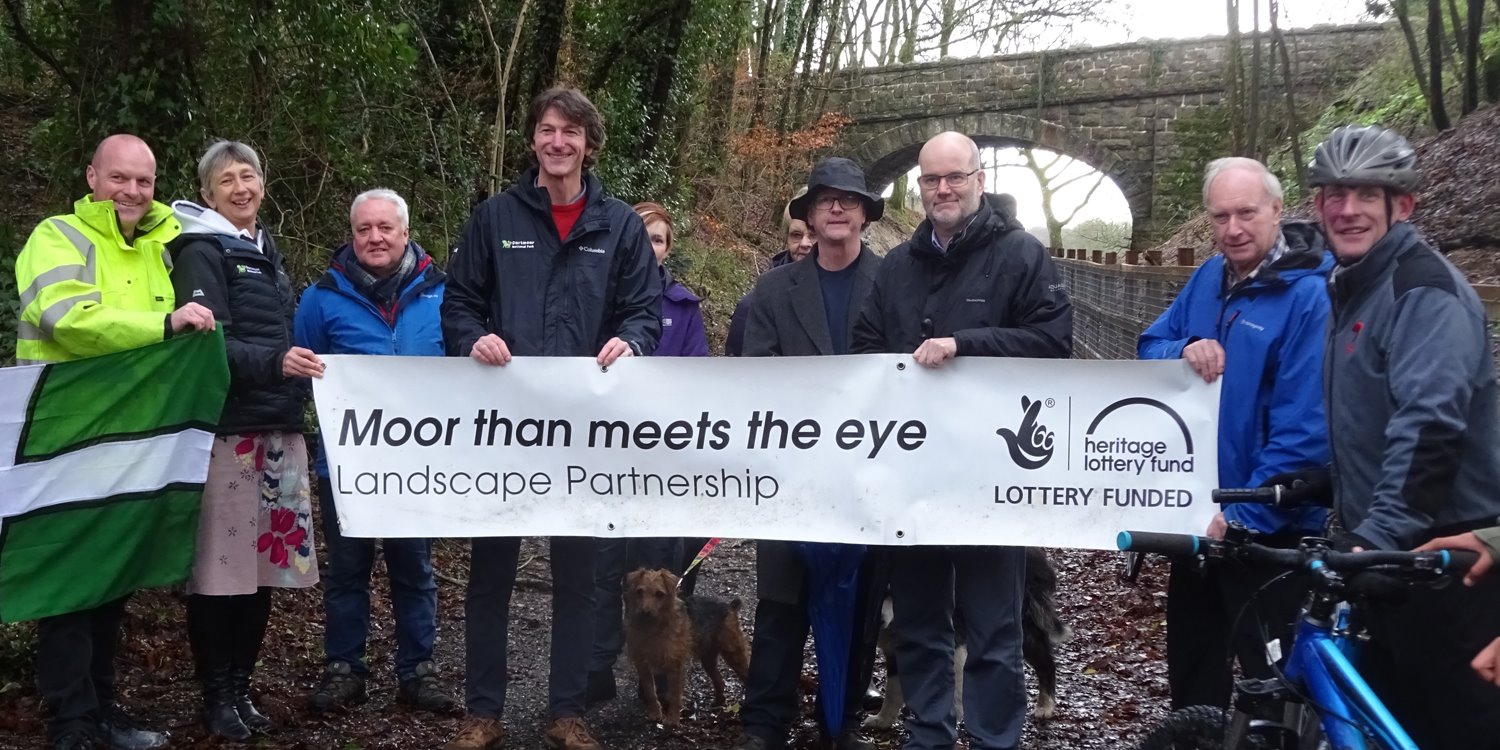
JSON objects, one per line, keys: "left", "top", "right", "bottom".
{"left": 314, "top": 354, "right": 1219, "bottom": 550}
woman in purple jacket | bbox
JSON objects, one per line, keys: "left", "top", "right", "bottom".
{"left": 636, "top": 201, "right": 709, "bottom": 356}
{"left": 586, "top": 202, "right": 711, "bottom": 704}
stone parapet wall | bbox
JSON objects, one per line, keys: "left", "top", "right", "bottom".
{"left": 824, "top": 24, "right": 1392, "bottom": 249}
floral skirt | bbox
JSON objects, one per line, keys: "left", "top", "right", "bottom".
{"left": 188, "top": 431, "right": 319, "bottom": 595}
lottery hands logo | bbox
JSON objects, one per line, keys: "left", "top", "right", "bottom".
{"left": 997, "top": 396, "right": 1055, "bottom": 470}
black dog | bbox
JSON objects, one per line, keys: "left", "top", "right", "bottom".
{"left": 865, "top": 547, "right": 1071, "bottom": 728}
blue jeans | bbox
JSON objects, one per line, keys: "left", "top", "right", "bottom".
{"left": 317, "top": 479, "right": 437, "bottom": 682}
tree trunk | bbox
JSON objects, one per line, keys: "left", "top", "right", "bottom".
{"left": 898, "top": 0, "right": 919, "bottom": 63}
{"left": 1225, "top": 0, "right": 1245, "bottom": 155}
{"left": 703, "top": 0, "right": 749, "bottom": 160}
{"left": 80, "top": 0, "right": 201, "bottom": 157}
{"left": 1269, "top": 0, "right": 1306, "bottom": 191}
{"left": 526, "top": 0, "right": 565, "bottom": 103}
{"left": 776, "top": 0, "right": 819, "bottom": 134}
{"left": 1248, "top": 0, "right": 1262, "bottom": 159}
{"left": 890, "top": 172, "right": 908, "bottom": 211}
{"left": 494, "top": 0, "right": 534, "bottom": 193}
{"left": 1447, "top": 0, "right": 1467, "bottom": 58}
{"left": 1427, "top": 0, "right": 1453, "bottom": 129}
{"left": 751, "top": 0, "right": 779, "bottom": 125}
{"left": 1462, "top": 0, "right": 1483, "bottom": 113}
{"left": 1392, "top": 1, "right": 1435, "bottom": 112}
{"left": 938, "top": 0, "right": 957, "bottom": 58}
{"left": 639, "top": 0, "right": 693, "bottom": 159}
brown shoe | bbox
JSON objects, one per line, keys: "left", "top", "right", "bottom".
{"left": 542, "top": 717, "right": 602, "bottom": 750}
{"left": 443, "top": 717, "right": 506, "bottom": 750}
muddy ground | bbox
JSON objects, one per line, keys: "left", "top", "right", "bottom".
{"left": 0, "top": 540, "right": 1173, "bottom": 750}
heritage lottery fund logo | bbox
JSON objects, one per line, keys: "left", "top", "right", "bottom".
{"left": 993, "top": 395, "right": 1197, "bottom": 509}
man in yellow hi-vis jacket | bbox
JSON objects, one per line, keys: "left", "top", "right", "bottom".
{"left": 14, "top": 134, "right": 215, "bottom": 750}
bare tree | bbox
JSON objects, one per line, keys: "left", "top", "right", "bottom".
{"left": 1269, "top": 0, "right": 1306, "bottom": 190}
{"left": 1247, "top": 0, "right": 1264, "bottom": 158}
{"left": 1427, "top": 0, "right": 1453, "bottom": 128}
{"left": 476, "top": 0, "right": 535, "bottom": 195}
{"left": 1015, "top": 148, "right": 1108, "bottom": 250}
{"left": 1225, "top": 0, "right": 1245, "bottom": 155}
{"left": 1462, "top": 0, "right": 1484, "bottom": 113}
{"left": 1392, "top": 1, "right": 1436, "bottom": 121}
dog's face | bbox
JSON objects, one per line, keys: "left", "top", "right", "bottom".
{"left": 624, "top": 568, "right": 679, "bottom": 622}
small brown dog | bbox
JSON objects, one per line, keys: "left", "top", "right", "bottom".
{"left": 683, "top": 589, "right": 751, "bottom": 706}
{"left": 623, "top": 568, "right": 751, "bottom": 726}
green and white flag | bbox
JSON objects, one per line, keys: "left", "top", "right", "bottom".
{"left": 0, "top": 330, "right": 227, "bottom": 622}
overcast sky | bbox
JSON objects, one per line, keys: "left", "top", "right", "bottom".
{"left": 897, "top": 0, "right": 1374, "bottom": 231}
{"left": 1076, "top": 0, "right": 1371, "bottom": 46}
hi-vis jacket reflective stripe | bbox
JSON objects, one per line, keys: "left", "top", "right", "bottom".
{"left": 15, "top": 197, "right": 181, "bottom": 364}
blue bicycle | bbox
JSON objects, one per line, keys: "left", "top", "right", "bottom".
{"left": 1120, "top": 493, "right": 1479, "bottom": 750}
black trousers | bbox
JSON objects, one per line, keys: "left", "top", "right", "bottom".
{"left": 186, "top": 589, "right": 273, "bottom": 682}
{"left": 1360, "top": 569, "right": 1500, "bottom": 750}
{"left": 36, "top": 597, "right": 128, "bottom": 740}
{"left": 465, "top": 536, "right": 595, "bottom": 720}
{"left": 1166, "top": 546, "right": 1306, "bottom": 710}
{"left": 740, "top": 551, "right": 884, "bottom": 747}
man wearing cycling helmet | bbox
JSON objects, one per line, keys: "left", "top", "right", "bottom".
{"left": 1311, "top": 124, "right": 1500, "bottom": 749}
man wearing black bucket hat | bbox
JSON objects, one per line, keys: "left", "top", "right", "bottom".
{"left": 728, "top": 156, "right": 885, "bottom": 750}
{"left": 854, "top": 132, "right": 1071, "bottom": 750}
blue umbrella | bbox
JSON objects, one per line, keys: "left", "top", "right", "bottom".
{"left": 798, "top": 541, "right": 867, "bottom": 737}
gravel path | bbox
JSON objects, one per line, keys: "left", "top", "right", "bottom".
{"left": 0, "top": 539, "right": 1175, "bottom": 749}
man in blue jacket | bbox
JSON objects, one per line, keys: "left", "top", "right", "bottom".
{"left": 293, "top": 189, "right": 455, "bottom": 715}
{"left": 1139, "top": 157, "right": 1331, "bottom": 710}
{"left": 440, "top": 87, "right": 661, "bottom": 750}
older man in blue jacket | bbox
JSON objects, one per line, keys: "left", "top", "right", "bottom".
{"left": 1139, "top": 157, "right": 1332, "bottom": 710}
{"left": 294, "top": 188, "right": 455, "bottom": 715}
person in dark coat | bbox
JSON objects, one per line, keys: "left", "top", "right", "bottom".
{"left": 852, "top": 132, "right": 1071, "bottom": 750}
{"left": 168, "top": 140, "right": 323, "bottom": 742}
{"left": 1309, "top": 124, "right": 1500, "bottom": 750}
{"left": 295, "top": 189, "right": 456, "bottom": 715}
{"left": 586, "top": 201, "right": 705, "bottom": 704}
{"left": 724, "top": 189, "right": 813, "bottom": 357}
{"left": 439, "top": 87, "right": 661, "bottom": 750}
{"left": 728, "top": 158, "right": 883, "bottom": 750}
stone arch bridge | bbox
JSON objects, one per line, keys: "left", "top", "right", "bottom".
{"left": 822, "top": 24, "right": 1391, "bottom": 248}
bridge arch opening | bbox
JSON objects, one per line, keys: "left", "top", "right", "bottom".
{"left": 843, "top": 113, "right": 1154, "bottom": 248}
{"left": 887, "top": 145, "right": 1133, "bottom": 252}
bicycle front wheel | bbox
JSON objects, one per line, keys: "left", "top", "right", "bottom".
{"left": 1137, "top": 705, "right": 1232, "bottom": 750}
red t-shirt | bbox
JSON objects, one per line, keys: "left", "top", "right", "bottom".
{"left": 551, "top": 193, "right": 586, "bottom": 242}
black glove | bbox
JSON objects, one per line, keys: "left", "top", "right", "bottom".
{"left": 1260, "top": 467, "right": 1333, "bottom": 508}
{"left": 1332, "top": 530, "right": 1377, "bottom": 553}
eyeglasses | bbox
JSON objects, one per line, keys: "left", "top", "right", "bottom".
{"left": 917, "top": 168, "right": 981, "bottom": 190}
{"left": 814, "top": 194, "right": 865, "bottom": 211}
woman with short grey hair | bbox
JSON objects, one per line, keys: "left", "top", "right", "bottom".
{"left": 167, "top": 140, "right": 323, "bottom": 741}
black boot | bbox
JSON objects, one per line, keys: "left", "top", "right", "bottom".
{"left": 229, "top": 667, "right": 273, "bottom": 734}
{"left": 200, "top": 668, "right": 252, "bottom": 741}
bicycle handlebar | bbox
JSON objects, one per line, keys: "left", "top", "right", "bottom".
{"left": 1211, "top": 482, "right": 1333, "bottom": 508}
{"left": 1116, "top": 530, "right": 1481, "bottom": 577}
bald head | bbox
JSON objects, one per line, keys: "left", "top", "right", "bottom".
{"left": 917, "top": 131, "right": 986, "bottom": 241}
{"left": 91, "top": 134, "right": 154, "bottom": 170}
{"left": 86, "top": 134, "right": 158, "bottom": 239}
{"left": 919, "top": 131, "right": 981, "bottom": 171}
